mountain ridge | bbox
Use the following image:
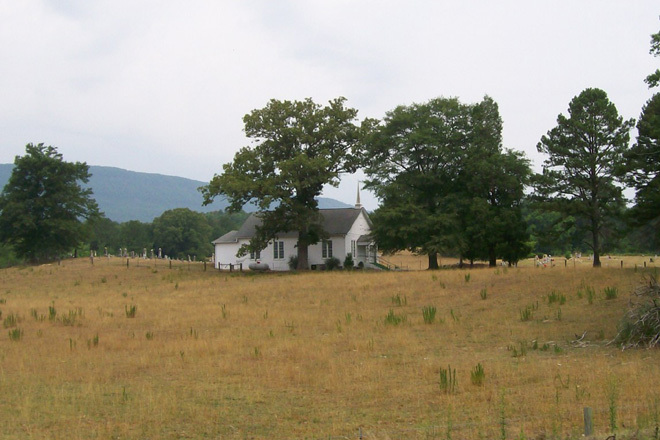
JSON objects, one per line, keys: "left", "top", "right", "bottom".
{"left": 0, "top": 164, "right": 351, "bottom": 223}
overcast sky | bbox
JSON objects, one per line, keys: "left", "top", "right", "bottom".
{"left": 1, "top": 1, "right": 657, "bottom": 210}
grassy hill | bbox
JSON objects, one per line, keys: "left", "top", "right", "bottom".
{"left": 0, "top": 256, "right": 658, "bottom": 439}
{"left": 0, "top": 164, "right": 350, "bottom": 222}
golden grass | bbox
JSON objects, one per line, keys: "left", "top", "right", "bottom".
{"left": 0, "top": 256, "right": 658, "bottom": 439}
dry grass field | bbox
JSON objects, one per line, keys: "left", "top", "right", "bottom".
{"left": 0, "top": 255, "right": 659, "bottom": 439}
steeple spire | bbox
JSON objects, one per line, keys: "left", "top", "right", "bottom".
{"left": 355, "top": 180, "right": 362, "bottom": 209}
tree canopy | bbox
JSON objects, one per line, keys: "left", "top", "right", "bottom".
{"left": 645, "top": 19, "right": 660, "bottom": 88}
{"left": 364, "top": 96, "right": 530, "bottom": 268}
{"left": 200, "top": 97, "right": 371, "bottom": 269}
{"left": 534, "top": 88, "right": 634, "bottom": 267}
{"left": 0, "top": 143, "right": 99, "bottom": 262}
{"left": 364, "top": 97, "right": 470, "bottom": 268}
{"left": 625, "top": 92, "right": 660, "bottom": 238}
{"left": 152, "top": 208, "right": 212, "bottom": 260}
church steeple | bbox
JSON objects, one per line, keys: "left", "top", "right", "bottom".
{"left": 355, "top": 180, "right": 362, "bottom": 209}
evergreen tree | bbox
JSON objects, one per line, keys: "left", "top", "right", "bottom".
{"left": 625, "top": 93, "right": 660, "bottom": 239}
{"left": 534, "top": 88, "right": 634, "bottom": 267}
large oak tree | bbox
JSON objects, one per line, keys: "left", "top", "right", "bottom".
{"left": 364, "top": 97, "right": 471, "bottom": 269}
{"left": 200, "top": 97, "right": 370, "bottom": 269}
{"left": 0, "top": 143, "right": 99, "bottom": 263}
{"left": 364, "top": 96, "right": 530, "bottom": 268}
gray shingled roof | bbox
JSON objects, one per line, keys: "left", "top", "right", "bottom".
{"left": 225, "top": 208, "right": 370, "bottom": 240}
{"left": 212, "top": 230, "right": 239, "bottom": 244}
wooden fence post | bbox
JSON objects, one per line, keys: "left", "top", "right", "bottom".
{"left": 584, "top": 407, "right": 593, "bottom": 437}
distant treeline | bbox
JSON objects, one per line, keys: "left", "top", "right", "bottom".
{"left": 0, "top": 209, "right": 249, "bottom": 267}
{"left": 0, "top": 202, "right": 654, "bottom": 269}
{"left": 524, "top": 202, "right": 658, "bottom": 258}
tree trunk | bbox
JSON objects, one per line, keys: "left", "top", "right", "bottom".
{"left": 592, "top": 229, "right": 601, "bottom": 268}
{"left": 296, "top": 244, "right": 309, "bottom": 270}
{"left": 428, "top": 252, "right": 439, "bottom": 270}
{"left": 488, "top": 246, "right": 497, "bottom": 267}
{"left": 296, "top": 229, "right": 311, "bottom": 270}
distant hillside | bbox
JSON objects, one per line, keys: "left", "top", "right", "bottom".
{"left": 0, "top": 164, "right": 351, "bottom": 223}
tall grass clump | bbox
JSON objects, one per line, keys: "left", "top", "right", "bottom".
{"left": 547, "top": 290, "right": 566, "bottom": 305}
{"left": 470, "top": 363, "right": 485, "bottom": 386}
{"left": 384, "top": 309, "right": 406, "bottom": 326}
{"left": 498, "top": 389, "right": 508, "bottom": 440}
{"left": 479, "top": 288, "right": 487, "bottom": 300}
{"left": 519, "top": 305, "right": 534, "bottom": 322}
{"left": 578, "top": 284, "right": 596, "bottom": 304}
{"left": 604, "top": 286, "right": 618, "bottom": 300}
{"left": 422, "top": 305, "right": 436, "bottom": 324}
{"left": 8, "top": 327, "right": 23, "bottom": 341}
{"left": 48, "top": 303, "right": 57, "bottom": 321}
{"left": 3, "top": 312, "right": 18, "bottom": 328}
{"left": 60, "top": 308, "right": 83, "bottom": 326}
{"left": 606, "top": 376, "right": 619, "bottom": 433}
{"left": 439, "top": 365, "right": 457, "bottom": 394}
{"left": 125, "top": 304, "right": 137, "bottom": 318}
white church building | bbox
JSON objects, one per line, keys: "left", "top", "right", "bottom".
{"left": 212, "top": 203, "right": 377, "bottom": 271}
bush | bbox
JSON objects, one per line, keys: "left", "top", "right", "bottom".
{"left": 343, "top": 253, "right": 354, "bottom": 270}
{"left": 288, "top": 255, "right": 298, "bottom": 270}
{"left": 614, "top": 275, "right": 660, "bottom": 349}
{"left": 325, "top": 257, "right": 341, "bottom": 271}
